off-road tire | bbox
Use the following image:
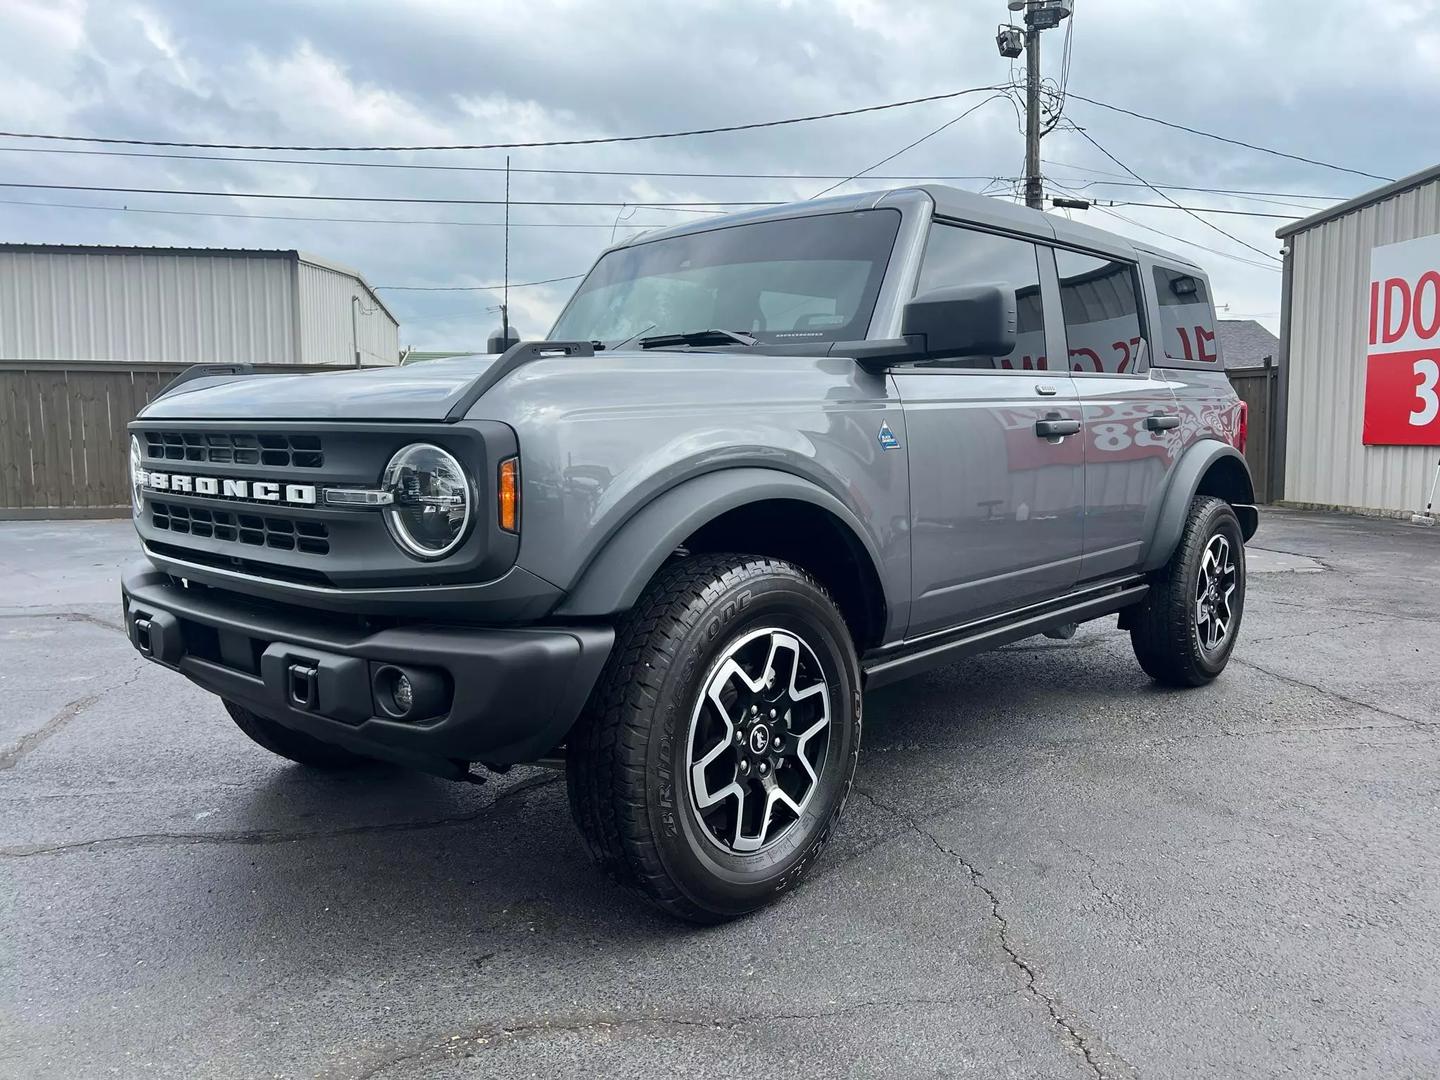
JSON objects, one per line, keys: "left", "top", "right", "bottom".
{"left": 223, "top": 700, "right": 379, "bottom": 770}
{"left": 1130, "top": 496, "right": 1246, "bottom": 687}
{"left": 566, "top": 554, "right": 862, "bottom": 923}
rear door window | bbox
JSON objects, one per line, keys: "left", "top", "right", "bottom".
{"left": 1055, "top": 250, "right": 1147, "bottom": 374}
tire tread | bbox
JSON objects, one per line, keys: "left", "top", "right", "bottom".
{"left": 566, "top": 554, "right": 850, "bottom": 922}
{"left": 1130, "top": 495, "right": 1242, "bottom": 687}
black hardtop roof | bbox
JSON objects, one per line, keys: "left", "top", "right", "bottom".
{"left": 606, "top": 184, "right": 1201, "bottom": 272}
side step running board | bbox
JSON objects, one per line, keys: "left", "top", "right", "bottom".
{"left": 862, "top": 582, "right": 1149, "bottom": 689}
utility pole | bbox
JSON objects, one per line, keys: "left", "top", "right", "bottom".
{"left": 1024, "top": 17, "right": 1042, "bottom": 210}
{"left": 996, "top": 1, "right": 1073, "bottom": 210}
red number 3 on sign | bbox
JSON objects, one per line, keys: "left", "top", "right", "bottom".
{"left": 1364, "top": 239, "right": 1440, "bottom": 446}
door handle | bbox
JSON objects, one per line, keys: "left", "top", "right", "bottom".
{"left": 1145, "top": 414, "right": 1181, "bottom": 431}
{"left": 1035, "top": 417, "right": 1081, "bottom": 438}
{"left": 1034, "top": 383, "right": 1058, "bottom": 396}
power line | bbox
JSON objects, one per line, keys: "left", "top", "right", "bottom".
{"left": 0, "top": 144, "right": 1346, "bottom": 206}
{"left": 1062, "top": 124, "right": 1281, "bottom": 263}
{"left": 809, "top": 93, "right": 1007, "bottom": 200}
{"left": 0, "top": 180, "right": 758, "bottom": 211}
{"left": 1102, "top": 201, "right": 1300, "bottom": 220}
{"left": 0, "top": 145, "right": 1014, "bottom": 183}
{"left": 1048, "top": 178, "right": 1280, "bottom": 272}
{"left": 0, "top": 196, "right": 675, "bottom": 229}
{"left": 0, "top": 86, "right": 1007, "bottom": 153}
{"left": 1065, "top": 92, "right": 1394, "bottom": 183}
{"left": 1080, "top": 180, "right": 1341, "bottom": 201}
{"left": 374, "top": 276, "right": 584, "bottom": 292}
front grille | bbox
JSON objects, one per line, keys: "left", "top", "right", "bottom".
{"left": 146, "top": 540, "right": 336, "bottom": 587}
{"left": 143, "top": 430, "right": 324, "bottom": 469}
{"left": 151, "top": 501, "right": 330, "bottom": 555}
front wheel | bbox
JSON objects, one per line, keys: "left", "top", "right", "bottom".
{"left": 566, "top": 555, "right": 861, "bottom": 923}
{"left": 1130, "top": 496, "right": 1246, "bottom": 686}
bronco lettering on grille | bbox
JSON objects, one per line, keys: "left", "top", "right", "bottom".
{"left": 139, "top": 470, "right": 318, "bottom": 506}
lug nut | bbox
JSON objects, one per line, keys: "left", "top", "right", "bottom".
{"left": 751, "top": 704, "right": 759, "bottom": 715}
{"left": 739, "top": 759, "right": 751, "bottom": 775}
{"left": 757, "top": 761, "right": 770, "bottom": 776}
{"left": 769, "top": 709, "right": 777, "bottom": 719}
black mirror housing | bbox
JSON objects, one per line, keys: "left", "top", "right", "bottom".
{"left": 901, "top": 283, "right": 1017, "bottom": 361}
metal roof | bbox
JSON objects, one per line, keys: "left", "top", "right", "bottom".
{"left": 1275, "top": 162, "right": 1440, "bottom": 239}
{"left": 0, "top": 243, "right": 396, "bottom": 324}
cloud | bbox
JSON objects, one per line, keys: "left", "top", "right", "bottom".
{"left": 1, "top": 0, "right": 1435, "bottom": 346}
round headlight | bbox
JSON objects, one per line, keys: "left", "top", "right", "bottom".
{"left": 382, "top": 443, "right": 473, "bottom": 559}
{"left": 129, "top": 435, "right": 144, "bottom": 517}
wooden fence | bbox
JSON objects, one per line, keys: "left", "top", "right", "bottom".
{"left": 1228, "top": 360, "right": 1280, "bottom": 504}
{"left": 0, "top": 360, "right": 360, "bottom": 520}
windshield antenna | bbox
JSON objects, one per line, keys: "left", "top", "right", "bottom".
{"left": 501, "top": 154, "right": 511, "bottom": 344}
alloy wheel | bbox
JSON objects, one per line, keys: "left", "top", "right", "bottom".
{"left": 1194, "top": 533, "right": 1239, "bottom": 652}
{"left": 686, "top": 627, "right": 832, "bottom": 855}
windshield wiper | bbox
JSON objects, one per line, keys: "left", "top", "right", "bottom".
{"left": 638, "top": 328, "right": 758, "bottom": 349}
{"left": 596, "top": 323, "right": 657, "bottom": 352}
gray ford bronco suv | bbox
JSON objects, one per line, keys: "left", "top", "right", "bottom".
{"left": 122, "top": 185, "right": 1257, "bottom": 922}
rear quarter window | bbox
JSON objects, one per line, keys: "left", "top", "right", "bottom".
{"left": 1153, "top": 266, "right": 1220, "bottom": 364}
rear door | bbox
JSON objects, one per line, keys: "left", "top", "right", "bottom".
{"left": 894, "top": 222, "right": 1085, "bottom": 637}
{"left": 1046, "top": 247, "right": 1183, "bottom": 580}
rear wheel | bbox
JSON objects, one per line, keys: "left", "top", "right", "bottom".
{"left": 223, "top": 700, "right": 379, "bottom": 770}
{"left": 1130, "top": 496, "right": 1246, "bottom": 686}
{"left": 566, "top": 555, "right": 861, "bottom": 923}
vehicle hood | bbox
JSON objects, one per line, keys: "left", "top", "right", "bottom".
{"left": 138, "top": 356, "right": 498, "bottom": 421}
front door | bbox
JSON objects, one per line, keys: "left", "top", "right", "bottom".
{"left": 1048, "top": 247, "right": 1182, "bottom": 580}
{"left": 896, "top": 223, "right": 1085, "bottom": 638}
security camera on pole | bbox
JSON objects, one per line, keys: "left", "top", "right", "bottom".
{"left": 996, "top": 0, "right": 1073, "bottom": 210}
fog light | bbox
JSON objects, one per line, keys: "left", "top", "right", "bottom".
{"left": 371, "top": 663, "right": 448, "bottom": 721}
{"left": 392, "top": 673, "right": 413, "bottom": 714}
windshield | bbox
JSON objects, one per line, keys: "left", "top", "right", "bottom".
{"left": 550, "top": 209, "right": 902, "bottom": 347}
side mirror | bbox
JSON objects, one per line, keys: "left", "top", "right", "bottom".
{"left": 901, "top": 283, "right": 1017, "bottom": 361}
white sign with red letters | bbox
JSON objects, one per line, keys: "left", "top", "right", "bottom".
{"left": 1366, "top": 233, "right": 1440, "bottom": 445}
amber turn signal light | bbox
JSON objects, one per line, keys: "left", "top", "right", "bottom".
{"left": 498, "top": 457, "right": 519, "bottom": 533}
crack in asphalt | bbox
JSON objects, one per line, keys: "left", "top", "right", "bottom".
{"left": 0, "top": 609, "right": 127, "bottom": 634}
{"left": 1256, "top": 595, "right": 1439, "bottom": 626}
{"left": 1243, "top": 616, "right": 1388, "bottom": 646}
{"left": 341, "top": 995, "right": 964, "bottom": 1079}
{"left": 1062, "top": 844, "right": 1141, "bottom": 940}
{"left": 851, "top": 787, "right": 1136, "bottom": 1080}
{"left": 1149, "top": 721, "right": 1422, "bottom": 744}
{"left": 0, "top": 774, "right": 560, "bottom": 857}
{"left": 1229, "top": 656, "right": 1439, "bottom": 733}
{"left": 0, "top": 668, "right": 144, "bottom": 772}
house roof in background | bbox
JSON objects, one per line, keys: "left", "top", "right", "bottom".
{"left": 1216, "top": 319, "right": 1279, "bottom": 370}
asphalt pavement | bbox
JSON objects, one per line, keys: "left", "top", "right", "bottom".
{"left": 2, "top": 510, "right": 1438, "bottom": 1079}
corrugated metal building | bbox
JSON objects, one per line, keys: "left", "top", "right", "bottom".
{"left": 0, "top": 245, "right": 399, "bottom": 367}
{"left": 1276, "top": 164, "right": 1440, "bottom": 515}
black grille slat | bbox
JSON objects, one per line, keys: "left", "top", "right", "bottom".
{"left": 144, "top": 430, "right": 324, "bottom": 469}
{"left": 150, "top": 500, "right": 330, "bottom": 555}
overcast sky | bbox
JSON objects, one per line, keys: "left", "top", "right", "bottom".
{"left": 3, "top": 0, "right": 1437, "bottom": 352}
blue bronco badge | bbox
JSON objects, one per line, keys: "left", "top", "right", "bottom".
{"left": 877, "top": 420, "right": 900, "bottom": 450}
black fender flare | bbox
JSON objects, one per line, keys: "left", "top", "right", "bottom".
{"left": 554, "top": 467, "right": 885, "bottom": 618}
{"left": 1141, "top": 440, "right": 1258, "bottom": 573}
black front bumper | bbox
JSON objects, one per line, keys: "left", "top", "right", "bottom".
{"left": 121, "top": 561, "right": 614, "bottom": 777}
